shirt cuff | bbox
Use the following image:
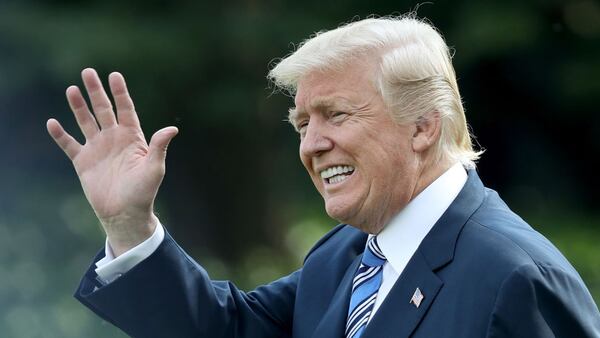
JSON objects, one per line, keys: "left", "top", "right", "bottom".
{"left": 95, "top": 221, "right": 165, "bottom": 284}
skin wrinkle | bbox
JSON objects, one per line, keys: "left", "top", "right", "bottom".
{"left": 294, "top": 59, "right": 444, "bottom": 234}
{"left": 288, "top": 57, "right": 382, "bottom": 128}
{"left": 297, "top": 97, "right": 380, "bottom": 137}
{"left": 296, "top": 99, "right": 351, "bottom": 128}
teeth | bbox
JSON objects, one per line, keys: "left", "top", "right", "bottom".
{"left": 321, "top": 165, "right": 354, "bottom": 183}
{"left": 320, "top": 165, "right": 355, "bottom": 179}
{"left": 329, "top": 174, "right": 350, "bottom": 184}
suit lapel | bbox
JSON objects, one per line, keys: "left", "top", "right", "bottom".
{"left": 362, "top": 251, "right": 442, "bottom": 338}
{"left": 310, "top": 254, "right": 362, "bottom": 338}
{"left": 418, "top": 169, "right": 485, "bottom": 270}
{"left": 308, "top": 171, "right": 485, "bottom": 338}
{"left": 363, "top": 170, "right": 486, "bottom": 337}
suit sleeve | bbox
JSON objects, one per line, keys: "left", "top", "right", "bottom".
{"left": 486, "top": 263, "right": 600, "bottom": 338}
{"left": 75, "top": 231, "right": 298, "bottom": 338}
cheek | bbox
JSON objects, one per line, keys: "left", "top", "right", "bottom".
{"left": 311, "top": 175, "right": 324, "bottom": 192}
{"left": 300, "top": 155, "right": 323, "bottom": 189}
{"left": 299, "top": 151, "right": 310, "bottom": 170}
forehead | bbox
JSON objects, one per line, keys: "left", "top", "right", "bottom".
{"left": 293, "top": 61, "right": 379, "bottom": 113}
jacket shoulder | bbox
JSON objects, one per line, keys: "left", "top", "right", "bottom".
{"left": 486, "top": 262, "right": 600, "bottom": 337}
{"left": 460, "top": 187, "right": 580, "bottom": 277}
{"left": 304, "top": 224, "right": 366, "bottom": 261}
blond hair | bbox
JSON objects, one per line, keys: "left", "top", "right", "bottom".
{"left": 268, "top": 14, "right": 482, "bottom": 168}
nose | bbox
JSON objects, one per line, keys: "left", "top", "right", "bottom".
{"left": 300, "top": 119, "right": 334, "bottom": 158}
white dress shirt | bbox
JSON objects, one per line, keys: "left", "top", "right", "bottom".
{"left": 96, "top": 163, "right": 467, "bottom": 303}
{"left": 95, "top": 222, "right": 165, "bottom": 284}
{"left": 369, "top": 163, "right": 467, "bottom": 317}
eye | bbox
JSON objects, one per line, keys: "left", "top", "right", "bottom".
{"left": 296, "top": 120, "right": 309, "bottom": 134}
{"left": 330, "top": 111, "right": 348, "bottom": 122}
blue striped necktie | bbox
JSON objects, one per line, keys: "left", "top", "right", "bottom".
{"left": 345, "top": 236, "right": 387, "bottom": 338}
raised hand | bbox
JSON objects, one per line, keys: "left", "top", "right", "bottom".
{"left": 47, "top": 68, "right": 178, "bottom": 256}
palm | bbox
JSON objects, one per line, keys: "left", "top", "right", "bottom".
{"left": 74, "top": 125, "right": 153, "bottom": 220}
{"left": 47, "top": 69, "right": 178, "bottom": 252}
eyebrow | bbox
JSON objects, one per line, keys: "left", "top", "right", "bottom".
{"left": 287, "top": 107, "right": 299, "bottom": 124}
{"left": 288, "top": 97, "right": 341, "bottom": 126}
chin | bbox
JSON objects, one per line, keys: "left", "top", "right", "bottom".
{"left": 324, "top": 201, "right": 353, "bottom": 224}
{"left": 327, "top": 204, "right": 386, "bottom": 235}
{"left": 325, "top": 203, "right": 373, "bottom": 232}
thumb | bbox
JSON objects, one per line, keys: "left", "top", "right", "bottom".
{"left": 148, "top": 126, "right": 179, "bottom": 164}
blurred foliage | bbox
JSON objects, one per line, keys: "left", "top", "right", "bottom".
{"left": 0, "top": 0, "right": 598, "bottom": 336}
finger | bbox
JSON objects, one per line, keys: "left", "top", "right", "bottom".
{"left": 66, "top": 85, "right": 100, "bottom": 140}
{"left": 148, "top": 126, "right": 179, "bottom": 166}
{"left": 46, "top": 118, "right": 82, "bottom": 160}
{"left": 81, "top": 68, "right": 117, "bottom": 129}
{"left": 108, "top": 72, "right": 140, "bottom": 128}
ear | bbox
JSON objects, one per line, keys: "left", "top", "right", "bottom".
{"left": 411, "top": 111, "right": 441, "bottom": 153}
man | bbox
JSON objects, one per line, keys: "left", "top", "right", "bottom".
{"left": 47, "top": 15, "right": 600, "bottom": 337}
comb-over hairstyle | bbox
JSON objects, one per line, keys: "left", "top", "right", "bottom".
{"left": 269, "top": 14, "right": 482, "bottom": 168}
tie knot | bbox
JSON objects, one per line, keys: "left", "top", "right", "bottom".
{"left": 362, "top": 237, "right": 386, "bottom": 267}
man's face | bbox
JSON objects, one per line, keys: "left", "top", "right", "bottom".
{"left": 292, "top": 60, "right": 423, "bottom": 233}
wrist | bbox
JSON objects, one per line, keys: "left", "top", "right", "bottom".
{"left": 105, "top": 213, "right": 159, "bottom": 257}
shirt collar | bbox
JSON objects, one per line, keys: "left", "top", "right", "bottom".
{"left": 375, "top": 163, "right": 468, "bottom": 275}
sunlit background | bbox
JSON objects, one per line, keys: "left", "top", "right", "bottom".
{"left": 0, "top": 0, "right": 599, "bottom": 337}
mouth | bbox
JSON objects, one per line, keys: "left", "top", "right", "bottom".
{"left": 319, "top": 165, "right": 355, "bottom": 185}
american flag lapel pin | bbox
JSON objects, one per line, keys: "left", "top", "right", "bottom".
{"left": 410, "top": 287, "right": 424, "bottom": 308}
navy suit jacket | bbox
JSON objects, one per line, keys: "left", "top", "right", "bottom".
{"left": 76, "top": 171, "right": 600, "bottom": 337}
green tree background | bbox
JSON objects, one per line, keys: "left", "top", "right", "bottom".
{"left": 0, "top": 1, "right": 598, "bottom": 336}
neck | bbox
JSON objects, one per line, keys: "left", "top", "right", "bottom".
{"left": 364, "top": 160, "right": 456, "bottom": 235}
{"left": 411, "top": 159, "right": 454, "bottom": 201}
